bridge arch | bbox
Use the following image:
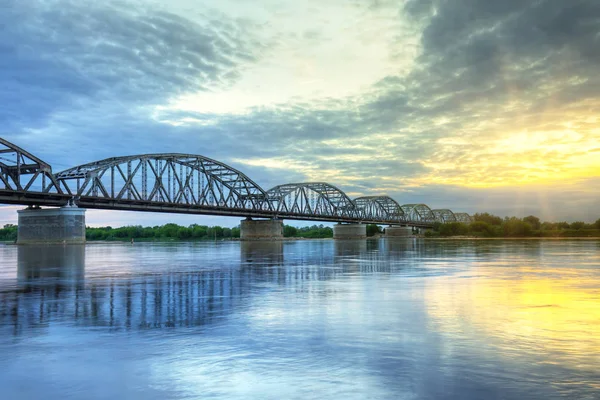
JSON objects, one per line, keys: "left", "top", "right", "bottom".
{"left": 432, "top": 209, "right": 457, "bottom": 223}
{"left": 0, "top": 138, "right": 62, "bottom": 194}
{"left": 55, "top": 154, "right": 271, "bottom": 210}
{"left": 353, "top": 196, "right": 405, "bottom": 222}
{"left": 266, "top": 182, "right": 356, "bottom": 218}
{"left": 400, "top": 203, "right": 436, "bottom": 223}
{"left": 454, "top": 213, "right": 473, "bottom": 223}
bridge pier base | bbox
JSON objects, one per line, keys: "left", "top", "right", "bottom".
{"left": 240, "top": 218, "right": 284, "bottom": 241}
{"left": 17, "top": 206, "right": 86, "bottom": 245}
{"left": 333, "top": 223, "right": 367, "bottom": 240}
{"left": 385, "top": 226, "right": 414, "bottom": 237}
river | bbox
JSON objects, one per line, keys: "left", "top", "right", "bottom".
{"left": 0, "top": 239, "right": 599, "bottom": 399}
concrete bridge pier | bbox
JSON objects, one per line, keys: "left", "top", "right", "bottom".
{"left": 240, "top": 218, "right": 284, "bottom": 240}
{"left": 17, "top": 206, "right": 86, "bottom": 245}
{"left": 333, "top": 223, "right": 367, "bottom": 240}
{"left": 385, "top": 225, "right": 414, "bottom": 237}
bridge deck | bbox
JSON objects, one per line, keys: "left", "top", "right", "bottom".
{"left": 0, "top": 190, "right": 434, "bottom": 227}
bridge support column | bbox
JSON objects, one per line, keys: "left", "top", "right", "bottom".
{"left": 333, "top": 223, "right": 367, "bottom": 240}
{"left": 17, "top": 206, "right": 86, "bottom": 245}
{"left": 385, "top": 226, "right": 413, "bottom": 237}
{"left": 240, "top": 218, "right": 284, "bottom": 241}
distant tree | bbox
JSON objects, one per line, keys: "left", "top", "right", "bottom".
{"left": 595, "top": 219, "right": 600, "bottom": 230}
{"left": 177, "top": 227, "right": 192, "bottom": 239}
{"left": 366, "top": 224, "right": 382, "bottom": 237}
{"left": 206, "top": 227, "right": 216, "bottom": 239}
{"left": 159, "top": 223, "right": 179, "bottom": 238}
{"left": 283, "top": 225, "right": 298, "bottom": 237}
{"left": 191, "top": 225, "right": 208, "bottom": 238}
{"left": 295, "top": 225, "right": 333, "bottom": 238}
{"left": 570, "top": 221, "right": 586, "bottom": 230}
{"left": 556, "top": 222, "right": 570, "bottom": 229}
{"left": 213, "top": 226, "right": 224, "bottom": 238}
{"left": 431, "top": 221, "right": 443, "bottom": 232}
{"left": 469, "top": 221, "right": 494, "bottom": 237}
{"left": 541, "top": 222, "right": 557, "bottom": 231}
{"left": 473, "top": 213, "right": 503, "bottom": 226}
{"left": 503, "top": 218, "right": 533, "bottom": 237}
{"left": 523, "top": 215, "right": 541, "bottom": 230}
{"left": 0, "top": 224, "right": 18, "bottom": 242}
{"left": 439, "top": 222, "right": 469, "bottom": 236}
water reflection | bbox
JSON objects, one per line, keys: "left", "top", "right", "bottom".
{"left": 3, "top": 240, "right": 398, "bottom": 335}
{"left": 426, "top": 264, "right": 600, "bottom": 371}
{"left": 2, "top": 245, "right": 247, "bottom": 334}
{"left": 1, "top": 240, "right": 437, "bottom": 336}
{"left": 0, "top": 240, "right": 598, "bottom": 399}
{"left": 241, "top": 241, "right": 283, "bottom": 264}
{"left": 18, "top": 245, "right": 85, "bottom": 283}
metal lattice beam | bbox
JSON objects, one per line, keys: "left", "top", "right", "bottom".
{"left": 432, "top": 209, "right": 457, "bottom": 223}
{"left": 400, "top": 204, "right": 436, "bottom": 223}
{"left": 0, "top": 137, "right": 472, "bottom": 227}
{"left": 354, "top": 196, "right": 405, "bottom": 222}
{"left": 0, "top": 138, "right": 62, "bottom": 194}
{"left": 55, "top": 154, "right": 271, "bottom": 211}
{"left": 454, "top": 213, "right": 473, "bottom": 223}
{"left": 267, "top": 182, "right": 357, "bottom": 218}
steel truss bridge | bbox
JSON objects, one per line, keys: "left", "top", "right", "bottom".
{"left": 0, "top": 138, "right": 472, "bottom": 227}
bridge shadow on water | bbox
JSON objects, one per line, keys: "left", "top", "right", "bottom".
{"left": 0, "top": 239, "right": 434, "bottom": 336}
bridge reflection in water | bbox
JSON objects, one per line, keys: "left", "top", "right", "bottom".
{"left": 1, "top": 239, "right": 424, "bottom": 336}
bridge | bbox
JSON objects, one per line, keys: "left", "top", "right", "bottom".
{"left": 0, "top": 137, "right": 472, "bottom": 242}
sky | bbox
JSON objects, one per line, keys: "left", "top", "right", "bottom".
{"left": 1, "top": 0, "right": 599, "bottom": 227}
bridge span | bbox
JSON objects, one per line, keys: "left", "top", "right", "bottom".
{"left": 0, "top": 137, "right": 472, "bottom": 242}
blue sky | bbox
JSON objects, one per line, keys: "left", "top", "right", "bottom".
{"left": 1, "top": 0, "right": 599, "bottom": 226}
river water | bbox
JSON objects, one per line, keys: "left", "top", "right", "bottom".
{"left": 0, "top": 239, "right": 598, "bottom": 399}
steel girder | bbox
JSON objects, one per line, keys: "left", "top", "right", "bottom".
{"left": 266, "top": 182, "right": 357, "bottom": 218}
{"left": 0, "top": 138, "right": 473, "bottom": 226}
{"left": 454, "top": 212, "right": 473, "bottom": 223}
{"left": 0, "top": 138, "right": 62, "bottom": 194}
{"left": 400, "top": 203, "right": 436, "bottom": 223}
{"left": 55, "top": 154, "right": 271, "bottom": 210}
{"left": 354, "top": 196, "right": 405, "bottom": 222}
{"left": 432, "top": 209, "right": 457, "bottom": 223}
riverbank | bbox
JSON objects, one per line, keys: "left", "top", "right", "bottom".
{"left": 420, "top": 236, "right": 600, "bottom": 240}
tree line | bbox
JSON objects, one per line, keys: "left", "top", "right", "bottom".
{"left": 425, "top": 213, "right": 600, "bottom": 238}
{"left": 0, "top": 223, "right": 334, "bottom": 242}
{"left": 1, "top": 214, "right": 599, "bottom": 242}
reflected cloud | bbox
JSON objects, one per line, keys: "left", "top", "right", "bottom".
{"left": 425, "top": 245, "right": 600, "bottom": 374}
{"left": 0, "top": 240, "right": 598, "bottom": 398}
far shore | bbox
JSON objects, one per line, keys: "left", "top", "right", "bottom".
{"left": 3, "top": 236, "right": 600, "bottom": 246}
{"left": 419, "top": 236, "right": 600, "bottom": 240}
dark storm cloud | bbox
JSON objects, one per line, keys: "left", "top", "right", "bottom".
{"left": 393, "top": 0, "right": 600, "bottom": 116}
{"left": 0, "top": 0, "right": 259, "bottom": 131}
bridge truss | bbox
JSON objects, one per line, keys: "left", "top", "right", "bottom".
{"left": 0, "top": 138, "right": 472, "bottom": 226}
{"left": 0, "top": 138, "right": 68, "bottom": 205}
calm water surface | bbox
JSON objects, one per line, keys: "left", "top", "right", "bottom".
{"left": 0, "top": 239, "right": 599, "bottom": 399}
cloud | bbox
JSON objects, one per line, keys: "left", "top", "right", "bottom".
{"left": 1, "top": 0, "right": 599, "bottom": 224}
{"left": 0, "top": 0, "right": 261, "bottom": 131}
